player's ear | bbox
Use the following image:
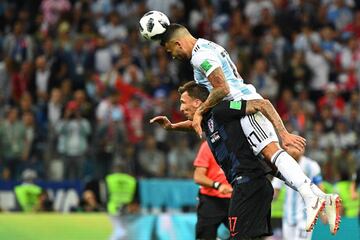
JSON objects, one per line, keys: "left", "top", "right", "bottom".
{"left": 175, "top": 40, "right": 182, "bottom": 48}
{"left": 194, "top": 99, "right": 202, "bottom": 107}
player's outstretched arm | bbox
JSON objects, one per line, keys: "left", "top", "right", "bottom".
{"left": 245, "top": 99, "right": 306, "bottom": 151}
{"left": 149, "top": 116, "right": 194, "bottom": 131}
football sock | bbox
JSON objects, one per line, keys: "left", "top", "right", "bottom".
{"left": 310, "top": 183, "right": 327, "bottom": 198}
{"left": 271, "top": 150, "right": 315, "bottom": 201}
{"left": 274, "top": 171, "right": 297, "bottom": 191}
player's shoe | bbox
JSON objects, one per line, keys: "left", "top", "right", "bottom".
{"left": 325, "top": 194, "right": 342, "bottom": 235}
{"left": 305, "top": 196, "right": 326, "bottom": 232}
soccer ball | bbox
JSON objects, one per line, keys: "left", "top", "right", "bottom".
{"left": 139, "top": 11, "right": 170, "bottom": 41}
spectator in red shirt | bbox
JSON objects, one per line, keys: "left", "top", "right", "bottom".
{"left": 317, "top": 83, "right": 345, "bottom": 116}
{"left": 123, "top": 95, "right": 144, "bottom": 145}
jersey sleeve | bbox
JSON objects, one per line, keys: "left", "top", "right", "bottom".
{"left": 193, "top": 142, "right": 213, "bottom": 168}
{"left": 192, "top": 49, "right": 221, "bottom": 77}
{"left": 213, "top": 100, "right": 247, "bottom": 122}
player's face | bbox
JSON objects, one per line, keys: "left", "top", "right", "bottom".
{"left": 180, "top": 92, "right": 201, "bottom": 120}
{"left": 164, "top": 40, "right": 187, "bottom": 60}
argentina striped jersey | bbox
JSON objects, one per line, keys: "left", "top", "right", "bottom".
{"left": 190, "top": 38, "right": 262, "bottom": 101}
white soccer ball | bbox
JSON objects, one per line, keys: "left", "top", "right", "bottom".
{"left": 139, "top": 11, "right": 170, "bottom": 41}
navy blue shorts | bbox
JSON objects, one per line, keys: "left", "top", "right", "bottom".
{"left": 228, "top": 176, "right": 273, "bottom": 239}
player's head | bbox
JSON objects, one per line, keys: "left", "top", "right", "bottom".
{"left": 178, "top": 81, "right": 209, "bottom": 120}
{"left": 161, "top": 23, "right": 194, "bottom": 60}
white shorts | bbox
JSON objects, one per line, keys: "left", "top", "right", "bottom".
{"left": 282, "top": 219, "right": 313, "bottom": 240}
{"left": 240, "top": 111, "right": 279, "bottom": 156}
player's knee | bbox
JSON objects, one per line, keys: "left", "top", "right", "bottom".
{"left": 261, "top": 142, "right": 282, "bottom": 161}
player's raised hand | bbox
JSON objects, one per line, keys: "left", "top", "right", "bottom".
{"left": 280, "top": 132, "right": 306, "bottom": 152}
{"left": 149, "top": 116, "right": 173, "bottom": 130}
{"left": 192, "top": 111, "right": 203, "bottom": 138}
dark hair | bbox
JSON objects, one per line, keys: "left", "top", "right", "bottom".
{"left": 178, "top": 81, "right": 209, "bottom": 101}
{"left": 160, "top": 23, "right": 186, "bottom": 46}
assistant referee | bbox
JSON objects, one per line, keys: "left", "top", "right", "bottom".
{"left": 193, "top": 141, "right": 233, "bottom": 239}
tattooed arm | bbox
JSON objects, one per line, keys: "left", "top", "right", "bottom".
{"left": 245, "top": 99, "right": 306, "bottom": 150}
{"left": 192, "top": 67, "right": 230, "bottom": 137}
{"left": 196, "top": 68, "right": 230, "bottom": 115}
{"left": 245, "top": 99, "right": 287, "bottom": 135}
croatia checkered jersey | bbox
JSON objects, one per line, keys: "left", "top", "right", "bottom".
{"left": 272, "top": 156, "right": 323, "bottom": 224}
{"left": 190, "top": 38, "right": 262, "bottom": 101}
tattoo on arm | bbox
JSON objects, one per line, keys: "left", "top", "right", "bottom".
{"left": 246, "top": 99, "right": 287, "bottom": 134}
{"left": 198, "top": 68, "right": 230, "bottom": 114}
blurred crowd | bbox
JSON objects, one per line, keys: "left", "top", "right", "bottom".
{"left": 0, "top": 0, "right": 359, "bottom": 185}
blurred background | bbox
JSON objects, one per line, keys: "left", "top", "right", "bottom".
{"left": 0, "top": 0, "right": 359, "bottom": 239}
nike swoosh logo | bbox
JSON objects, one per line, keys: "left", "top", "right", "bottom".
{"left": 312, "top": 198, "right": 319, "bottom": 210}
{"left": 230, "top": 232, "right": 239, "bottom": 237}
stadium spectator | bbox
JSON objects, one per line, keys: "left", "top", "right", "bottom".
{"left": 305, "top": 36, "right": 331, "bottom": 101}
{"left": 22, "top": 111, "right": 37, "bottom": 162}
{"left": 326, "top": 0, "right": 354, "bottom": 31}
{"left": 29, "top": 56, "right": 48, "bottom": 105}
{"left": 37, "top": 189, "right": 53, "bottom": 212}
{"left": 280, "top": 51, "right": 311, "bottom": 94}
{"left": 75, "top": 190, "right": 103, "bottom": 212}
{"left": 10, "top": 61, "right": 33, "bottom": 103}
{"left": 0, "top": 107, "right": 26, "bottom": 180}
{"left": 73, "top": 89, "right": 94, "bottom": 121}
{"left": 342, "top": 9, "right": 360, "bottom": 39}
{"left": 56, "top": 100, "right": 91, "bottom": 180}
{"left": 167, "top": 134, "right": 195, "bottom": 178}
{"left": 0, "top": 58, "right": 11, "bottom": 107}
{"left": 63, "top": 37, "right": 93, "bottom": 90}
{"left": 317, "top": 83, "right": 346, "bottom": 116}
{"left": 138, "top": 135, "right": 165, "bottom": 178}
{"left": 248, "top": 57, "right": 278, "bottom": 101}
{"left": 95, "top": 89, "right": 125, "bottom": 178}
{"left": 40, "top": 0, "right": 71, "bottom": 33}
{"left": 3, "top": 21, "right": 34, "bottom": 64}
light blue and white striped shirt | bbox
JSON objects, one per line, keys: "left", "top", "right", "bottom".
{"left": 190, "top": 38, "right": 262, "bottom": 101}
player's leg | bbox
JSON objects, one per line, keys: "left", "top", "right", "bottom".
{"left": 196, "top": 194, "right": 226, "bottom": 240}
{"left": 274, "top": 166, "right": 341, "bottom": 234}
{"left": 228, "top": 176, "right": 273, "bottom": 239}
{"left": 240, "top": 113, "right": 325, "bottom": 231}
{"left": 195, "top": 220, "right": 219, "bottom": 240}
{"left": 308, "top": 184, "right": 341, "bottom": 235}
{"left": 282, "top": 220, "right": 296, "bottom": 240}
{"left": 295, "top": 219, "right": 313, "bottom": 240}
{"left": 109, "top": 215, "right": 126, "bottom": 240}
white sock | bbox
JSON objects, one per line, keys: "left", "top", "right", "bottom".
{"left": 271, "top": 150, "right": 315, "bottom": 201}
{"left": 310, "top": 183, "right": 327, "bottom": 198}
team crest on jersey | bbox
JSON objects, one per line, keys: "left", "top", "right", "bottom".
{"left": 208, "top": 118, "right": 214, "bottom": 133}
